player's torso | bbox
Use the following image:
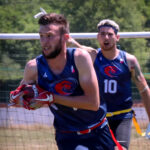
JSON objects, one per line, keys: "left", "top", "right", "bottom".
{"left": 94, "top": 49, "right": 133, "bottom": 114}
{"left": 36, "top": 48, "right": 106, "bottom": 131}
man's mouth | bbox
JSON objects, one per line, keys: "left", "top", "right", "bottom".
{"left": 43, "top": 47, "right": 49, "bottom": 51}
{"left": 104, "top": 42, "right": 109, "bottom": 46}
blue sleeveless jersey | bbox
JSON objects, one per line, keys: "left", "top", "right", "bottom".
{"left": 94, "top": 49, "right": 133, "bottom": 119}
{"left": 36, "top": 48, "right": 106, "bottom": 131}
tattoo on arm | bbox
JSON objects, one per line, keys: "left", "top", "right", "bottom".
{"left": 130, "top": 59, "right": 142, "bottom": 82}
{"left": 134, "top": 63, "right": 141, "bottom": 81}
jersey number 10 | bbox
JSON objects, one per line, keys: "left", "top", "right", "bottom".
{"left": 104, "top": 79, "right": 117, "bottom": 94}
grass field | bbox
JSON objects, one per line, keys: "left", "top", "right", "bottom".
{"left": 0, "top": 125, "right": 150, "bottom": 150}
{"left": 0, "top": 105, "right": 149, "bottom": 150}
{"left": 0, "top": 125, "right": 58, "bottom": 150}
{"left": 130, "top": 128, "right": 150, "bottom": 150}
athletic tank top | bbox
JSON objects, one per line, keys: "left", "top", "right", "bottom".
{"left": 36, "top": 48, "right": 106, "bottom": 131}
{"left": 94, "top": 49, "right": 133, "bottom": 119}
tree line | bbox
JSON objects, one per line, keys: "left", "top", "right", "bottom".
{"left": 0, "top": 0, "right": 150, "bottom": 81}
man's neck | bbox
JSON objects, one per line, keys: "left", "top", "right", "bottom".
{"left": 101, "top": 48, "right": 119, "bottom": 60}
{"left": 47, "top": 48, "right": 67, "bottom": 75}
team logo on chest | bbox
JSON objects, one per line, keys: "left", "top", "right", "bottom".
{"left": 50, "top": 78, "right": 78, "bottom": 95}
{"left": 104, "top": 65, "right": 121, "bottom": 77}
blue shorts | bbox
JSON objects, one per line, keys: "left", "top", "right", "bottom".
{"left": 55, "top": 122, "right": 116, "bottom": 150}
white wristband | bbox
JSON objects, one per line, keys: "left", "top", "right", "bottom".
{"left": 140, "top": 85, "right": 149, "bottom": 93}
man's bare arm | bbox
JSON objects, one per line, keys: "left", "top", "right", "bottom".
{"left": 67, "top": 36, "right": 98, "bottom": 62}
{"left": 20, "top": 59, "right": 37, "bottom": 85}
{"left": 20, "top": 54, "right": 100, "bottom": 111}
{"left": 54, "top": 49, "right": 100, "bottom": 111}
{"left": 127, "top": 53, "right": 150, "bottom": 120}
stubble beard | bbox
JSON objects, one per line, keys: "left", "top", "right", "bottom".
{"left": 101, "top": 42, "right": 116, "bottom": 51}
{"left": 42, "top": 38, "right": 62, "bottom": 59}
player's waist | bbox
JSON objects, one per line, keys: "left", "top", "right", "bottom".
{"left": 59, "top": 117, "right": 107, "bottom": 135}
{"left": 106, "top": 108, "right": 132, "bottom": 117}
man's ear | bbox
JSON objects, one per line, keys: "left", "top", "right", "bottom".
{"left": 116, "top": 34, "right": 120, "bottom": 42}
{"left": 97, "top": 33, "right": 100, "bottom": 40}
{"left": 64, "top": 34, "right": 69, "bottom": 40}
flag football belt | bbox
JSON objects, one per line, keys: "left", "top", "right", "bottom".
{"left": 132, "top": 110, "right": 150, "bottom": 138}
{"left": 106, "top": 108, "right": 150, "bottom": 138}
{"left": 61, "top": 117, "right": 106, "bottom": 135}
{"left": 77, "top": 117, "right": 106, "bottom": 135}
{"left": 106, "top": 108, "right": 132, "bottom": 117}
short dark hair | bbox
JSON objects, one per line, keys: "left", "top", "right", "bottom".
{"left": 38, "top": 13, "right": 69, "bottom": 34}
{"left": 97, "top": 19, "right": 119, "bottom": 34}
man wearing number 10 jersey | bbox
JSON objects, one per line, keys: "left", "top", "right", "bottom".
{"left": 94, "top": 47, "right": 133, "bottom": 150}
{"left": 94, "top": 48, "right": 132, "bottom": 117}
{"left": 95, "top": 19, "right": 150, "bottom": 150}
{"left": 68, "top": 19, "right": 150, "bottom": 150}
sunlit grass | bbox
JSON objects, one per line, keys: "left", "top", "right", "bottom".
{"left": 1, "top": 124, "right": 150, "bottom": 150}
{"left": 0, "top": 126, "right": 58, "bottom": 150}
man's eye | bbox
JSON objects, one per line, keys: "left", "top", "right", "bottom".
{"left": 100, "top": 33, "right": 105, "bottom": 36}
{"left": 47, "top": 34, "right": 54, "bottom": 38}
{"left": 108, "top": 33, "right": 113, "bottom": 36}
{"left": 40, "top": 34, "right": 43, "bottom": 38}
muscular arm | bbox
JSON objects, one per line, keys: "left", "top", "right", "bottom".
{"left": 20, "top": 53, "right": 100, "bottom": 111}
{"left": 127, "top": 53, "right": 150, "bottom": 120}
{"left": 54, "top": 49, "right": 100, "bottom": 111}
{"left": 20, "top": 59, "right": 37, "bottom": 85}
{"left": 67, "top": 36, "right": 97, "bottom": 63}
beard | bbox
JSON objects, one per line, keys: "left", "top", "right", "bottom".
{"left": 101, "top": 42, "right": 115, "bottom": 51}
{"left": 42, "top": 38, "right": 62, "bottom": 59}
{"left": 42, "top": 46, "right": 62, "bottom": 59}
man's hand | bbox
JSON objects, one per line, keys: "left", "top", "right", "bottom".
{"left": 9, "top": 84, "right": 31, "bottom": 109}
{"left": 145, "top": 123, "right": 150, "bottom": 139}
{"left": 28, "top": 85, "right": 54, "bottom": 110}
{"left": 10, "top": 84, "right": 26, "bottom": 104}
{"left": 10, "top": 84, "right": 54, "bottom": 110}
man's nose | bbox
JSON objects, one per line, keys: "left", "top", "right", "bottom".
{"left": 104, "top": 34, "right": 109, "bottom": 39}
{"left": 41, "top": 37, "right": 49, "bottom": 43}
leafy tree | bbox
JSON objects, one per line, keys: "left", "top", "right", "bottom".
{"left": 0, "top": 0, "right": 149, "bottom": 80}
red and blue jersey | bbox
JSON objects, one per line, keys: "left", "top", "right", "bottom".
{"left": 94, "top": 49, "right": 133, "bottom": 119}
{"left": 36, "top": 48, "right": 106, "bottom": 131}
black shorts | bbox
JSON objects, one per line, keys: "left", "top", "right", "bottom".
{"left": 108, "top": 118, "right": 132, "bottom": 149}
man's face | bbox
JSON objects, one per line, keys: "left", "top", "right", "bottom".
{"left": 39, "top": 24, "right": 63, "bottom": 59}
{"left": 97, "top": 27, "right": 119, "bottom": 51}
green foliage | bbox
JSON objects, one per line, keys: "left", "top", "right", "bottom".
{"left": 0, "top": 0, "right": 150, "bottom": 81}
{"left": 0, "top": 54, "right": 23, "bottom": 80}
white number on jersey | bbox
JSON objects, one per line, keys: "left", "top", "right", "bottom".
{"left": 104, "top": 79, "right": 117, "bottom": 93}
